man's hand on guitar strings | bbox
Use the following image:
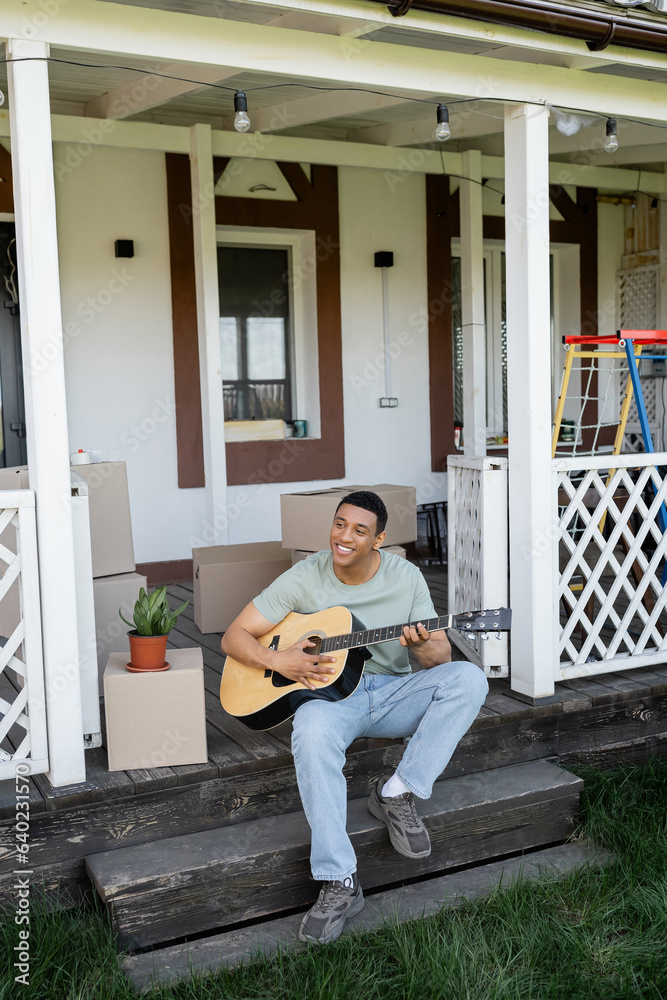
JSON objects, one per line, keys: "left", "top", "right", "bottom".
{"left": 273, "top": 638, "right": 338, "bottom": 691}
{"left": 399, "top": 623, "right": 430, "bottom": 648}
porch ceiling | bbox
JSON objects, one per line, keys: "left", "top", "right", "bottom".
{"left": 0, "top": 0, "right": 665, "bottom": 170}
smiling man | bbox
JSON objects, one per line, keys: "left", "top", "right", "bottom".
{"left": 220, "top": 490, "right": 489, "bottom": 945}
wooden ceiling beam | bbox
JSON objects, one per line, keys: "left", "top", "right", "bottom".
{"left": 84, "top": 64, "right": 239, "bottom": 121}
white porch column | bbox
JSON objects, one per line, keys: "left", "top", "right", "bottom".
{"left": 460, "top": 149, "right": 486, "bottom": 457}
{"left": 6, "top": 39, "right": 85, "bottom": 783}
{"left": 189, "top": 123, "right": 228, "bottom": 543}
{"left": 504, "top": 104, "right": 556, "bottom": 698}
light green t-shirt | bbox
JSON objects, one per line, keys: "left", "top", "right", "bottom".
{"left": 253, "top": 550, "right": 437, "bottom": 675}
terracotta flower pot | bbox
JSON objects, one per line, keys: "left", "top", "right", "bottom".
{"left": 127, "top": 631, "right": 169, "bottom": 671}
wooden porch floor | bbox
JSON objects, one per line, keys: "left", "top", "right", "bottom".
{"left": 2, "top": 564, "right": 667, "bottom": 821}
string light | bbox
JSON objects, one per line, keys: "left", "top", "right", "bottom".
{"left": 0, "top": 54, "right": 651, "bottom": 159}
{"left": 435, "top": 104, "right": 450, "bottom": 142}
{"left": 604, "top": 118, "right": 619, "bottom": 153}
{"left": 233, "top": 91, "right": 250, "bottom": 133}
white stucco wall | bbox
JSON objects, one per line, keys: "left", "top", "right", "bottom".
{"left": 55, "top": 146, "right": 444, "bottom": 562}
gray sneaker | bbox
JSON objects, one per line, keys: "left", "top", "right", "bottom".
{"left": 368, "top": 775, "right": 432, "bottom": 859}
{"left": 298, "top": 873, "right": 365, "bottom": 944}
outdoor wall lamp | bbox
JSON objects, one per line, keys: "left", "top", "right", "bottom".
{"left": 114, "top": 240, "right": 134, "bottom": 258}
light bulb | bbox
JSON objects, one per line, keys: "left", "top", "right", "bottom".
{"left": 435, "top": 103, "right": 450, "bottom": 142}
{"left": 233, "top": 91, "right": 250, "bottom": 133}
{"left": 435, "top": 120, "right": 451, "bottom": 142}
{"left": 604, "top": 118, "right": 618, "bottom": 153}
{"left": 234, "top": 110, "right": 250, "bottom": 133}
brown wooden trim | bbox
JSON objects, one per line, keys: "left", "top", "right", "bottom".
{"left": 577, "top": 187, "right": 599, "bottom": 341}
{"left": 426, "top": 174, "right": 456, "bottom": 471}
{"left": 166, "top": 155, "right": 345, "bottom": 487}
{"left": 276, "top": 160, "right": 314, "bottom": 202}
{"left": 426, "top": 179, "right": 600, "bottom": 466}
{"left": 0, "top": 146, "right": 13, "bottom": 214}
{"left": 136, "top": 559, "right": 193, "bottom": 587}
{"left": 165, "top": 153, "right": 205, "bottom": 488}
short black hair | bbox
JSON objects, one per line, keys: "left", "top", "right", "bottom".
{"left": 335, "top": 491, "right": 387, "bottom": 535}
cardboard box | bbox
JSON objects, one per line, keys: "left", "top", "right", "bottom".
{"left": 280, "top": 484, "right": 417, "bottom": 551}
{"left": 0, "top": 466, "right": 29, "bottom": 490}
{"left": 103, "top": 648, "right": 207, "bottom": 771}
{"left": 92, "top": 572, "right": 148, "bottom": 695}
{"left": 291, "top": 544, "right": 407, "bottom": 565}
{"left": 73, "top": 462, "right": 135, "bottom": 578}
{"left": 193, "top": 541, "right": 292, "bottom": 634}
{"left": 0, "top": 461, "right": 135, "bottom": 578}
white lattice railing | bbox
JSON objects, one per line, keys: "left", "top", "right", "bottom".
{"left": 447, "top": 456, "right": 509, "bottom": 676}
{"left": 554, "top": 453, "right": 667, "bottom": 679}
{"left": 0, "top": 491, "right": 48, "bottom": 778}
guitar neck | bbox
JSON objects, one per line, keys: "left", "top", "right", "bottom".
{"left": 320, "top": 615, "right": 454, "bottom": 654}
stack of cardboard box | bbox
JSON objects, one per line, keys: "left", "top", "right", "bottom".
{"left": 0, "top": 462, "right": 146, "bottom": 694}
{"left": 78, "top": 462, "right": 147, "bottom": 693}
{"left": 193, "top": 484, "right": 417, "bottom": 635}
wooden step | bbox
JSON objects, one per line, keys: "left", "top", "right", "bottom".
{"left": 86, "top": 760, "right": 582, "bottom": 950}
{"left": 121, "top": 840, "right": 612, "bottom": 993}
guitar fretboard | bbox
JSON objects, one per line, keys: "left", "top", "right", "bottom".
{"left": 320, "top": 615, "right": 454, "bottom": 653}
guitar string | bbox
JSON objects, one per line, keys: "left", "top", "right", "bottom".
{"left": 266, "top": 612, "right": 508, "bottom": 659}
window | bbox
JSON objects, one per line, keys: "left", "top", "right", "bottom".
{"left": 218, "top": 245, "right": 293, "bottom": 423}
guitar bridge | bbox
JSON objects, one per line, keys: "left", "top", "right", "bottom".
{"left": 265, "top": 635, "right": 280, "bottom": 678}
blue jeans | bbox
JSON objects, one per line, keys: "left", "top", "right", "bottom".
{"left": 290, "top": 660, "right": 489, "bottom": 881}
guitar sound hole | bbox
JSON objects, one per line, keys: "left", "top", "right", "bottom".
{"left": 270, "top": 635, "right": 324, "bottom": 688}
{"left": 305, "top": 636, "right": 323, "bottom": 656}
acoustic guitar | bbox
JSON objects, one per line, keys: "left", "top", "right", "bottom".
{"left": 220, "top": 606, "right": 511, "bottom": 731}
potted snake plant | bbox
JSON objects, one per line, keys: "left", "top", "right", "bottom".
{"left": 119, "top": 586, "right": 189, "bottom": 671}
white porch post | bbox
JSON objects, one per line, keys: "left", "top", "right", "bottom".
{"left": 189, "top": 123, "right": 228, "bottom": 543}
{"left": 6, "top": 39, "right": 86, "bottom": 783}
{"left": 504, "top": 104, "right": 556, "bottom": 698}
{"left": 460, "top": 149, "right": 486, "bottom": 457}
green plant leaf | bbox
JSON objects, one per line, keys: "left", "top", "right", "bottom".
{"left": 149, "top": 586, "right": 166, "bottom": 611}
{"left": 134, "top": 607, "right": 153, "bottom": 636}
{"left": 119, "top": 586, "right": 190, "bottom": 636}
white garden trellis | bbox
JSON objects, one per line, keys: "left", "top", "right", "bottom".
{"left": 554, "top": 452, "right": 667, "bottom": 678}
{"left": 447, "top": 455, "right": 509, "bottom": 677}
{"left": 0, "top": 490, "right": 48, "bottom": 777}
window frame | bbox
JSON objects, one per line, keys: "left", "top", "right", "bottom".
{"left": 217, "top": 225, "right": 321, "bottom": 440}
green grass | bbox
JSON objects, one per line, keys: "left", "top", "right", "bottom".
{"left": 2, "top": 757, "right": 667, "bottom": 999}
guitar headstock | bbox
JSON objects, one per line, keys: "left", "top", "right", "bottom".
{"left": 452, "top": 608, "right": 512, "bottom": 632}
